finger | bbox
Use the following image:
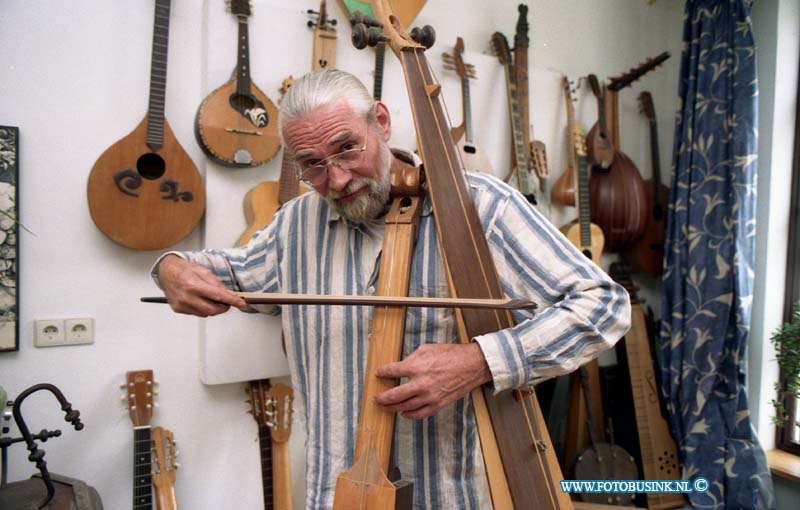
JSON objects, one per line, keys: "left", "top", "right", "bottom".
{"left": 375, "top": 395, "right": 427, "bottom": 414}
{"left": 401, "top": 404, "right": 438, "bottom": 420}
{"left": 375, "top": 360, "right": 414, "bottom": 380}
{"left": 374, "top": 379, "right": 426, "bottom": 406}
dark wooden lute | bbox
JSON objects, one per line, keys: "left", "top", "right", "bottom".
{"left": 194, "top": 0, "right": 280, "bottom": 167}
{"left": 87, "top": 0, "right": 205, "bottom": 251}
{"left": 350, "top": 3, "right": 572, "bottom": 508}
{"left": 624, "top": 91, "right": 669, "bottom": 275}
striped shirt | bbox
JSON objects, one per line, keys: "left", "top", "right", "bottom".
{"left": 153, "top": 166, "right": 630, "bottom": 509}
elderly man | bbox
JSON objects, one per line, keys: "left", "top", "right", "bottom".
{"left": 153, "top": 69, "right": 630, "bottom": 509}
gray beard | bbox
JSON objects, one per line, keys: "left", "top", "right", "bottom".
{"left": 326, "top": 144, "right": 392, "bottom": 223}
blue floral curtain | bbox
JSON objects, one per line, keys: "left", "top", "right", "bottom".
{"left": 660, "top": 1, "right": 775, "bottom": 508}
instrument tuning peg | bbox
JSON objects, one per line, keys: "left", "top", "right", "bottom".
{"left": 351, "top": 24, "right": 388, "bottom": 50}
{"left": 410, "top": 25, "right": 436, "bottom": 49}
{"left": 119, "top": 383, "right": 126, "bottom": 390}
{"left": 307, "top": 9, "right": 319, "bottom": 15}
{"left": 174, "top": 462, "right": 181, "bottom": 469}
{"left": 329, "top": 18, "right": 337, "bottom": 26}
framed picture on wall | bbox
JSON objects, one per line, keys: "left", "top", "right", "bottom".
{"left": 0, "top": 126, "right": 18, "bottom": 352}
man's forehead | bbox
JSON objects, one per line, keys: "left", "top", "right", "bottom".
{"left": 284, "top": 102, "right": 364, "bottom": 155}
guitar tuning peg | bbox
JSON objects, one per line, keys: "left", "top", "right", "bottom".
{"left": 119, "top": 383, "right": 126, "bottom": 390}
{"left": 153, "top": 402, "right": 160, "bottom": 408}
{"left": 174, "top": 462, "right": 181, "bottom": 469}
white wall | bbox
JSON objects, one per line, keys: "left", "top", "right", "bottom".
{"left": 0, "top": 1, "right": 684, "bottom": 508}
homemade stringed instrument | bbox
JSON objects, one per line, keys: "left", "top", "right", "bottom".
{"left": 442, "top": 37, "right": 494, "bottom": 174}
{"left": 608, "top": 262, "right": 685, "bottom": 510}
{"left": 87, "top": 0, "right": 205, "bottom": 251}
{"left": 308, "top": 0, "right": 338, "bottom": 70}
{"left": 247, "top": 379, "right": 294, "bottom": 510}
{"left": 151, "top": 426, "right": 178, "bottom": 510}
{"left": 585, "top": 74, "right": 615, "bottom": 169}
{"left": 623, "top": 91, "right": 669, "bottom": 276}
{"left": 124, "top": 369, "right": 156, "bottom": 510}
{"left": 551, "top": 77, "right": 577, "bottom": 208}
{"left": 194, "top": 0, "right": 280, "bottom": 167}
{"left": 348, "top": 3, "right": 571, "bottom": 509}
{"left": 491, "top": 32, "right": 539, "bottom": 206}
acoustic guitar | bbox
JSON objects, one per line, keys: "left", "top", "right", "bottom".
{"left": 124, "top": 369, "right": 156, "bottom": 510}
{"left": 87, "top": 0, "right": 205, "bottom": 251}
{"left": 151, "top": 427, "right": 178, "bottom": 510}
{"left": 247, "top": 380, "right": 294, "bottom": 510}
{"left": 194, "top": 0, "right": 280, "bottom": 167}
{"left": 624, "top": 91, "right": 669, "bottom": 276}
{"left": 442, "top": 37, "right": 494, "bottom": 174}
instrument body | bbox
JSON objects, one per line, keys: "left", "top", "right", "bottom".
{"left": 195, "top": 0, "right": 280, "bottom": 167}
{"left": 151, "top": 427, "right": 178, "bottom": 510}
{"left": 87, "top": 0, "right": 205, "bottom": 251}
{"left": 552, "top": 78, "right": 577, "bottom": 207}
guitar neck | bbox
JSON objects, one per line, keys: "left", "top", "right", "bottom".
{"left": 373, "top": 41, "right": 386, "bottom": 100}
{"left": 277, "top": 154, "right": 300, "bottom": 206}
{"left": 649, "top": 120, "right": 663, "bottom": 204}
{"left": 502, "top": 64, "right": 533, "bottom": 193}
{"left": 576, "top": 154, "right": 592, "bottom": 247}
{"left": 461, "top": 75, "right": 473, "bottom": 142}
{"left": 146, "top": 0, "right": 172, "bottom": 150}
{"left": 513, "top": 47, "right": 530, "bottom": 158}
{"left": 236, "top": 18, "right": 252, "bottom": 95}
{"left": 257, "top": 424, "right": 275, "bottom": 509}
{"left": 133, "top": 427, "right": 154, "bottom": 510}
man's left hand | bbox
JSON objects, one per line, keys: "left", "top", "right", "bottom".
{"left": 374, "top": 343, "right": 492, "bottom": 420}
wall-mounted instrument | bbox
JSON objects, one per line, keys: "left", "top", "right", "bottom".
{"left": 348, "top": 3, "right": 571, "bottom": 508}
{"left": 491, "top": 32, "right": 538, "bottom": 205}
{"left": 624, "top": 91, "right": 669, "bottom": 276}
{"left": 586, "top": 74, "right": 615, "bottom": 169}
{"left": 609, "top": 262, "right": 686, "bottom": 510}
{"left": 194, "top": 0, "right": 280, "bottom": 167}
{"left": 151, "top": 427, "right": 178, "bottom": 510}
{"left": 552, "top": 77, "right": 578, "bottom": 208}
{"left": 247, "top": 380, "right": 294, "bottom": 510}
{"left": 124, "top": 370, "right": 156, "bottom": 510}
{"left": 337, "top": 0, "right": 427, "bottom": 29}
{"left": 442, "top": 37, "right": 493, "bottom": 174}
{"left": 87, "top": 0, "right": 205, "bottom": 251}
{"left": 559, "top": 77, "right": 604, "bottom": 264}
{"left": 307, "top": 0, "right": 338, "bottom": 70}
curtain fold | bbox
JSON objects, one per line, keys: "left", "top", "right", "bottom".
{"left": 660, "top": 0, "right": 775, "bottom": 508}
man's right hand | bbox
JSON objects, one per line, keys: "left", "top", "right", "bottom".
{"left": 157, "top": 255, "right": 247, "bottom": 317}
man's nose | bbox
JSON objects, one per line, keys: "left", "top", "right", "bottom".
{"left": 327, "top": 163, "right": 352, "bottom": 190}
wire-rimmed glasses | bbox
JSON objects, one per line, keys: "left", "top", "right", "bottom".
{"left": 296, "top": 137, "right": 368, "bottom": 186}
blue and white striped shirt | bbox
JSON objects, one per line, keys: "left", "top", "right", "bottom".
{"left": 155, "top": 168, "right": 630, "bottom": 509}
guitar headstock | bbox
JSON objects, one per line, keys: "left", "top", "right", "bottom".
{"left": 490, "top": 32, "right": 512, "bottom": 66}
{"left": 124, "top": 370, "right": 156, "bottom": 427}
{"left": 608, "top": 51, "right": 670, "bottom": 91}
{"left": 531, "top": 141, "right": 549, "bottom": 179}
{"left": 308, "top": 0, "right": 337, "bottom": 31}
{"left": 267, "top": 383, "right": 294, "bottom": 444}
{"left": 638, "top": 91, "right": 656, "bottom": 123}
{"left": 562, "top": 77, "right": 585, "bottom": 154}
{"left": 246, "top": 379, "right": 273, "bottom": 427}
{"left": 608, "top": 261, "right": 644, "bottom": 305}
{"left": 226, "top": 0, "right": 252, "bottom": 18}
{"left": 587, "top": 74, "right": 603, "bottom": 100}
{"left": 514, "top": 4, "right": 529, "bottom": 48}
{"left": 442, "top": 37, "right": 476, "bottom": 81}
{"left": 350, "top": 0, "right": 432, "bottom": 54}
{"left": 151, "top": 426, "right": 178, "bottom": 489}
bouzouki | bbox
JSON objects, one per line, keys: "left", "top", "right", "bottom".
{"left": 442, "top": 37, "right": 494, "bottom": 174}
{"left": 151, "top": 427, "right": 178, "bottom": 510}
{"left": 247, "top": 379, "right": 294, "bottom": 510}
{"left": 491, "top": 32, "right": 539, "bottom": 206}
{"left": 194, "top": 0, "right": 280, "bottom": 167}
{"left": 349, "top": 4, "right": 571, "bottom": 509}
{"left": 609, "top": 262, "right": 685, "bottom": 510}
{"left": 124, "top": 370, "right": 156, "bottom": 510}
{"left": 87, "top": 0, "right": 205, "bottom": 251}
{"left": 624, "top": 91, "right": 669, "bottom": 276}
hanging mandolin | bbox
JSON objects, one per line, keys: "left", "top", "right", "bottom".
{"left": 194, "top": 0, "right": 280, "bottom": 167}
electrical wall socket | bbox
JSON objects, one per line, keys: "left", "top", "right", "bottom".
{"left": 65, "top": 318, "right": 94, "bottom": 345}
{"left": 34, "top": 319, "right": 65, "bottom": 347}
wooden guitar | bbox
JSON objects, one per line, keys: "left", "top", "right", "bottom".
{"left": 624, "top": 91, "right": 669, "bottom": 276}
{"left": 124, "top": 369, "right": 156, "bottom": 510}
{"left": 350, "top": 4, "right": 571, "bottom": 508}
{"left": 442, "top": 37, "right": 494, "bottom": 174}
{"left": 87, "top": 0, "right": 205, "bottom": 251}
{"left": 609, "top": 262, "right": 686, "bottom": 510}
{"left": 151, "top": 427, "right": 178, "bottom": 510}
{"left": 559, "top": 77, "right": 604, "bottom": 265}
{"left": 491, "top": 32, "right": 539, "bottom": 205}
{"left": 194, "top": 0, "right": 280, "bottom": 167}
{"left": 585, "top": 74, "right": 615, "bottom": 169}
{"left": 308, "top": 0, "right": 338, "bottom": 70}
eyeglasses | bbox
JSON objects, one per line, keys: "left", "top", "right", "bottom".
{"left": 296, "top": 137, "right": 368, "bottom": 186}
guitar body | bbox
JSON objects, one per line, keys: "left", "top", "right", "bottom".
{"left": 195, "top": 78, "right": 280, "bottom": 167}
{"left": 450, "top": 125, "right": 493, "bottom": 174}
{"left": 87, "top": 117, "right": 206, "bottom": 250}
{"left": 560, "top": 222, "right": 604, "bottom": 265}
{"left": 624, "top": 180, "right": 668, "bottom": 275}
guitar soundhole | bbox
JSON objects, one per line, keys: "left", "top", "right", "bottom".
{"left": 582, "top": 249, "right": 593, "bottom": 259}
{"left": 137, "top": 153, "right": 166, "bottom": 180}
{"left": 229, "top": 93, "right": 268, "bottom": 127}
{"left": 463, "top": 144, "right": 476, "bottom": 154}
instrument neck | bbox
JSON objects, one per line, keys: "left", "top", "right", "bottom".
{"left": 146, "top": 0, "right": 172, "bottom": 150}
{"left": 278, "top": 155, "right": 300, "bottom": 206}
{"left": 461, "top": 75, "right": 473, "bottom": 142}
{"left": 133, "top": 426, "right": 153, "bottom": 510}
{"left": 503, "top": 63, "right": 533, "bottom": 195}
{"left": 236, "top": 18, "right": 252, "bottom": 96}
{"left": 258, "top": 424, "right": 275, "bottom": 509}
{"left": 373, "top": 41, "right": 386, "bottom": 101}
{"left": 649, "top": 120, "right": 662, "bottom": 205}
{"left": 577, "top": 154, "right": 592, "bottom": 246}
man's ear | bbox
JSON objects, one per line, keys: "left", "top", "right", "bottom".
{"left": 373, "top": 101, "right": 391, "bottom": 141}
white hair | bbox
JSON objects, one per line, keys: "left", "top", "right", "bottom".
{"left": 278, "top": 69, "right": 376, "bottom": 143}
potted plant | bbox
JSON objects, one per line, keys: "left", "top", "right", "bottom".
{"left": 771, "top": 300, "right": 800, "bottom": 426}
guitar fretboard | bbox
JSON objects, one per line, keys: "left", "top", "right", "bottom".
{"left": 146, "top": 0, "right": 172, "bottom": 150}
{"left": 373, "top": 42, "right": 386, "bottom": 101}
{"left": 236, "top": 18, "right": 252, "bottom": 96}
{"left": 133, "top": 427, "right": 153, "bottom": 510}
{"left": 577, "top": 154, "right": 592, "bottom": 246}
{"left": 502, "top": 63, "right": 535, "bottom": 200}
{"left": 461, "top": 75, "right": 473, "bottom": 143}
{"left": 258, "top": 424, "right": 275, "bottom": 510}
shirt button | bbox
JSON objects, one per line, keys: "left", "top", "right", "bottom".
{"left": 367, "top": 286, "right": 375, "bottom": 295}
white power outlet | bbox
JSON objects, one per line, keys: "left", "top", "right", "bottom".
{"left": 65, "top": 318, "right": 94, "bottom": 345}
{"left": 34, "top": 319, "right": 65, "bottom": 347}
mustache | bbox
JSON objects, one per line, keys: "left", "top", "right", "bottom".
{"left": 328, "top": 177, "right": 373, "bottom": 200}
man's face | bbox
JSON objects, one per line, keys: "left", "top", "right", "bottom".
{"left": 283, "top": 100, "right": 393, "bottom": 222}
